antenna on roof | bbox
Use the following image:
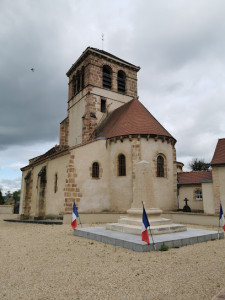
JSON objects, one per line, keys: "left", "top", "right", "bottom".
{"left": 102, "top": 33, "right": 104, "bottom": 50}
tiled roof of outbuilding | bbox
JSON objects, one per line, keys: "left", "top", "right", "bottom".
{"left": 178, "top": 171, "right": 212, "bottom": 185}
{"left": 96, "top": 98, "right": 175, "bottom": 140}
{"left": 211, "top": 138, "right": 225, "bottom": 165}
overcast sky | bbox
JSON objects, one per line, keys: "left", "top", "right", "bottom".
{"left": 0, "top": 0, "right": 225, "bottom": 194}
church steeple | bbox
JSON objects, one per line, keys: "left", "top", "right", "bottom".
{"left": 62, "top": 47, "right": 140, "bottom": 147}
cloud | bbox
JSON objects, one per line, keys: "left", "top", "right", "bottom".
{"left": 0, "top": 178, "right": 21, "bottom": 195}
{"left": 0, "top": 0, "right": 225, "bottom": 187}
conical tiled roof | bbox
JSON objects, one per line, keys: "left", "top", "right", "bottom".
{"left": 96, "top": 98, "right": 175, "bottom": 140}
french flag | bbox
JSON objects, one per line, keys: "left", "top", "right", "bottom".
{"left": 71, "top": 202, "right": 79, "bottom": 230}
{"left": 219, "top": 203, "right": 225, "bottom": 231}
{"left": 142, "top": 205, "right": 150, "bottom": 245}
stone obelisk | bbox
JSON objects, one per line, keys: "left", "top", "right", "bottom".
{"left": 127, "top": 160, "right": 162, "bottom": 217}
{"left": 106, "top": 160, "right": 187, "bottom": 235}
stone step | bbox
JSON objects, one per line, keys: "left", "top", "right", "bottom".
{"left": 118, "top": 217, "right": 173, "bottom": 227}
{"left": 106, "top": 223, "right": 187, "bottom": 236}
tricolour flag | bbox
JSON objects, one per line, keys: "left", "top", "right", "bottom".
{"left": 142, "top": 205, "right": 150, "bottom": 245}
{"left": 71, "top": 202, "right": 79, "bottom": 230}
{"left": 219, "top": 203, "right": 225, "bottom": 231}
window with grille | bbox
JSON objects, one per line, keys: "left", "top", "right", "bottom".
{"left": 54, "top": 173, "right": 58, "bottom": 193}
{"left": 118, "top": 154, "right": 126, "bottom": 176}
{"left": 157, "top": 156, "right": 164, "bottom": 177}
{"left": 92, "top": 162, "right": 99, "bottom": 178}
{"left": 117, "top": 70, "right": 126, "bottom": 93}
{"left": 195, "top": 189, "right": 202, "bottom": 200}
{"left": 103, "top": 65, "right": 112, "bottom": 89}
{"left": 101, "top": 99, "right": 106, "bottom": 113}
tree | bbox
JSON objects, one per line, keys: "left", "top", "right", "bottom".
{"left": 4, "top": 191, "right": 14, "bottom": 205}
{"left": 13, "top": 190, "right": 21, "bottom": 202}
{"left": 0, "top": 189, "right": 4, "bottom": 205}
{"left": 189, "top": 158, "right": 210, "bottom": 171}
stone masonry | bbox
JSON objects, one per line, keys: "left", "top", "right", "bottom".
{"left": 63, "top": 154, "right": 82, "bottom": 214}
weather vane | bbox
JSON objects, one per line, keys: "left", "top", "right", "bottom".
{"left": 102, "top": 33, "right": 104, "bottom": 50}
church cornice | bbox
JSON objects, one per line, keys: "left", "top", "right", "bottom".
{"left": 106, "top": 134, "right": 176, "bottom": 146}
{"left": 21, "top": 146, "right": 70, "bottom": 171}
{"left": 66, "top": 47, "right": 140, "bottom": 77}
{"left": 67, "top": 87, "right": 134, "bottom": 108}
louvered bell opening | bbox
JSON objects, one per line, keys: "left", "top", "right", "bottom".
{"left": 118, "top": 77, "right": 125, "bottom": 93}
{"left": 117, "top": 71, "right": 126, "bottom": 93}
{"left": 103, "top": 72, "right": 112, "bottom": 89}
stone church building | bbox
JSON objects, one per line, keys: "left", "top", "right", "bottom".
{"left": 20, "top": 47, "right": 224, "bottom": 221}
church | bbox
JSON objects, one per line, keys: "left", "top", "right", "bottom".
{"left": 20, "top": 47, "right": 225, "bottom": 221}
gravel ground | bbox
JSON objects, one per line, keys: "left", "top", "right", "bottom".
{"left": 0, "top": 214, "right": 225, "bottom": 300}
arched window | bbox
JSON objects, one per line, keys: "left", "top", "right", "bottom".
{"left": 92, "top": 162, "right": 99, "bottom": 178}
{"left": 81, "top": 66, "right": 85, "bottom": 90}
{"left": 195, "top": 189, "right": 202, "bottom": 200}
{"left": 103, "top": 65, "right": 112, "bottom": 89}
{"left": 76, "top": 70, "right": 81, "bottom": 92}
{"left": 157, "top": 156, "right": 164, "bottom": 177}
{"left": 72, "top": 75, "right": 77, "bottom": 96}
{"left": 117, "top": 70, "right": 126, "bottom": 93}
{"left": 118, "top": 154, "right": 126, "bottom": 176}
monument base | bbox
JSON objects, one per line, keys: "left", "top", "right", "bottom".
{"left": 127, "top": 208, "right": 162, "bottom": 216}
{"left": 106, "top": 215, "right": 187, "bottom": 235}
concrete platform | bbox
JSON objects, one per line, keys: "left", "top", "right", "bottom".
{"left": 74, "top": 226, "right": 224, "bottom": 252}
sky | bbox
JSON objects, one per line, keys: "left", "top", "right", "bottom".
{"left": 0, "top": 0, "right": 225, "bottom": 195}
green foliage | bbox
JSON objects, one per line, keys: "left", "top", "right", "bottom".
{"left": 160, "top": 243, "right": 169, "bottom": 251}
{"left": 0, "top": 189, "right": 4, "bottom": 205}
{"left": 189, "top": 158, "right": 210, "bottom": 171}
{"left": 13, "top": 190, "right": 21, "bottom": 202}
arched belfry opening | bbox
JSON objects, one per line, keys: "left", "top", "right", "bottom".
{"left": 102, "top": 65, "right": 112, "bottom": 89}
{"left": 117, "top": 70, "right": 126, "bottom": 93}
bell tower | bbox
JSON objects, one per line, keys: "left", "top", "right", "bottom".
{"left": 60, "top": 47, "right": 140, "bottom": 147}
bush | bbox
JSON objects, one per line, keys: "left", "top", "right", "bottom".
{"left": 160, "top": 243, "right": 169, "bottom": 251}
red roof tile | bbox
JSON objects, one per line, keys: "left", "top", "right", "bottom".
{"left": 211, "top": 138, "right": 225, "bottom": 165}
{"left": 96, "top": 99, "right": 175, "bottom": 140}
{"left": 178, "top": 171, "right": 212, "bottom": 185}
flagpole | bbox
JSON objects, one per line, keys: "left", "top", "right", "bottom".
{"left": 148, "top": 226, "right": 156, "bottom": 250}
{"left": 78, "top": 215, "right": 82, "bottom": 228}
{"left": 142, "top": 201, "right": 156, "bottom": 250}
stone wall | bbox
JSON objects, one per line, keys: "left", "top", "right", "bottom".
{"left": 202, "top": 182, "right": 215, "bottom": 214}
{"left": 68, "top": 52, "right": 138, "bottom": 100}
{"left": 63, "top": 154, "right": 82, "bottom": 214}
{"left": 59, "top": 117, "right": 69, "bottom": 146}
{"left": 0, "top": 205, "right": 14, "bottom": 214}
{"left": 178, "top": 185, "right": 204, "bottom": 211}
{"left": 212, "top": 166, "right": 225, "bottom": 213}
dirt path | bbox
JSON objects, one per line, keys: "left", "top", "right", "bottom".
{"left": 0, "top": 214, "right": 224, "bottom": 300}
